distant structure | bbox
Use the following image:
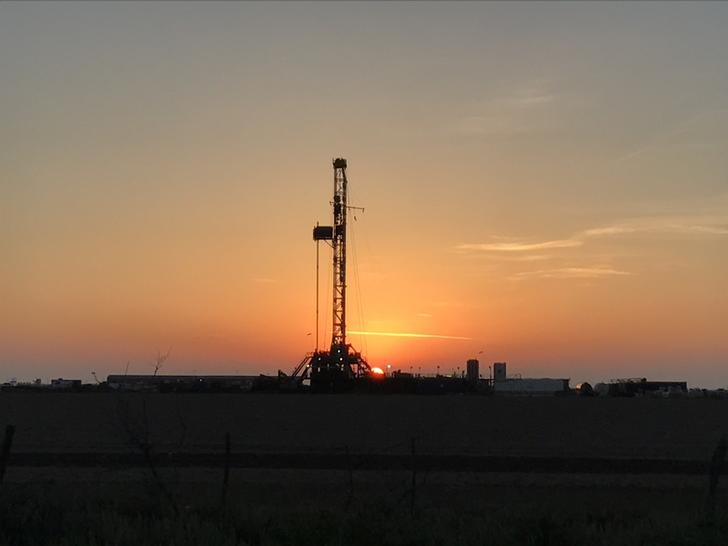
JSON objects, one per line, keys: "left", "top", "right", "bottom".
{"left": 466, "top": 359, "right": 479, "bottom": 383}
{"left": 0, "top": 378, "right": 82, "bottom": 392}
{"left": 600, "top": 378, "right": 688, "bottom": 397}
{"left": 493, "top": 362, "right": 507, "bottom": 382}
{"left": 107, "top": 374, "right": 257, "bottom": 392}
{"left": 575, "top": 382, "right": 595, "bottom": 396}
{"left": 50, "top": 378, "right": 82, "bottom": 390}
{"left": 491, "top": 362, "right": 569, "bottom": 395}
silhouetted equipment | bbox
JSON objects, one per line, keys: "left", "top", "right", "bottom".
{"left": 466, "top": 359, "right": 479, "bottom": 382}
{"left": 576, "top": 382, "right": 595, "bottom": 396}
{"left": 606, "top": 378, "right": 688, "bottom": 397}
{"left": 291, "top": 158, "right": 371, "bottom": 391}
{"left": 490, "top": 362, "right": 570, "bottom": 395}
{"left": 50, "top": 378, "right": 82, "bottom": 390}
{"left": 493, "top": 362, "right": 507, "bottom": 383}
{"left": 313, "top": 226, "right": 334, "bottom": 240}
{"left": 279, "top": 159, "right": 495, "bottom": 395}
{"left": 107, "top": 374, "right": 257, "bottom": 392}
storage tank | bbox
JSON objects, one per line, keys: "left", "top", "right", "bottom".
{"left": 466, "top": 359, "right": 479, "bottom": 382}
{"left": 493, "top": 362, "right": 507, "bottom": 382}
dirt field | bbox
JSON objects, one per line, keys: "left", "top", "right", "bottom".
{"left": 1, "top": 393, "right": 727, "bottom": 459}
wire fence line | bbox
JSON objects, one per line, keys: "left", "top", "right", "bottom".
{"left": 3, "top": 411, "right": 728, "bottom": 476}
{"left": 5, "top": 445, "right": 728, "bottom": 476}
{"left": 5, "top": 423, "right": 728, "bottom": 523}
{"left": 4, "top": 400, "right": 728, "bottom": 479}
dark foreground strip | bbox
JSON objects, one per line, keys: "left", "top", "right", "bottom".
{"left": 6, "top": 453, "right": 719, "bottom": 475}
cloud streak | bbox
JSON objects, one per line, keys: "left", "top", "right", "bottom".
{"left": 460, "top": 214, "right": 726, "bottom": 283}
{"left": 251, "top": 277, "right": 276, "bottom": 284}
{"left": 510, "top": 267, "right": 632, "bottom": 281}
{"left": 453, "top": 80, "right": 556, "bottom": 137}
{"left": 457, "top": 239, "right": 582, "bottom": 252}
{"left": 583, "top": 218, "right": 728, "bottom": 237}
{"left": 616, "top": 108, "right": 728, "bottom": 164}
{"left": 349, "top": 330, "right": 471, "bottom": 341}
{"left": 459, "top": 215, "right": 728, "bottom": 253}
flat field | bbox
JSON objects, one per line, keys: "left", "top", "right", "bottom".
{"left": 4, "top": 394, "right": 728, "bottom": 545}
{"left": 1, "top": 392, "right": 726, "bottom": 459}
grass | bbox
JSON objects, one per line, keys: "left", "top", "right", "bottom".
{"left": 3, "top": 476, "right": 728, "bottom": 545}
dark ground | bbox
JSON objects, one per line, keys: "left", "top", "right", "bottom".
{"left": 1, "top": 393, "right": 726, "bottom": 458}
{"left": 3, "top": 393, "right": 728, "bottom": 545}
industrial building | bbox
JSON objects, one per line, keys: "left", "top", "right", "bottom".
{"left": 107, "top": 374, "right": 258, "bottom": 392}
{"left": 597, "top": 379, "right": 688, "bottom": 397}
{"left": 492, "top": 362, "right": 570, "bottom": 395}
{"left": 50, "top": 378, "right": 82, "bottom": 390}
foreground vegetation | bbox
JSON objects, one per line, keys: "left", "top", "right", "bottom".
{"left": 2, "top": 477, "right": 728, "bottom": 546}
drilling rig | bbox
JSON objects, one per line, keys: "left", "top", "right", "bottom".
{"left": 290, "top": 158, "right": 371, "bottom": 391}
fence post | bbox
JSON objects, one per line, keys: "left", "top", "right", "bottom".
{"left": 706, "top": 434, "right": 727, "bottom": 522}
{"left": 410, "top": 437, "right": 417, "bottom": 516}
{"left": 0, "top": 425, "right": 16, "bottom": 484}
{"left": 221, "top": 432, "right": 231, "bottom": 508}
{"left": 345, "top": 444, "right": 354, "bottom": 510}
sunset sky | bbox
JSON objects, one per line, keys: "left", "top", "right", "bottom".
{"left": 2, "top": 2, "right": 727, "bottom": 386}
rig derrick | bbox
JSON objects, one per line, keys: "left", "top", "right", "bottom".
{"left": 289, "top": 158, "right": 371, "bottom": 392}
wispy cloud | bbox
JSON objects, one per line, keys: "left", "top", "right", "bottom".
{"left": 584, "top": 217, "right": 728, "bottom": 237}
{"left": 581, "top": 226, "right": 637, "bottom": 237}
{"left": 459, "top": 214, "right": 726, "bottom": 283}
{"left": 513, "top": 254, "right": 553, "bottom": 262}
{"left": 415, "top": 313, "right": 433, "bottom": 318}
{"left": 510, "top": 267, "right": 632, "bottom": 281}
{"left": 463, "top": 253, "right": 553, "bottom": 262}
{"left": 616, "top": 109, "right": 728, "bottom": 164}
{"left": 503, "top": 86, "right": 555, "bottom": 108}
{"left": 459, "top": 215, "right": 728, "bottom": 254}
{"left": 457, "top": 239, "right": 582, "bottom": 252}
{"left": 453, "top": 80, "right": 556, "bottom": 137}
{"left": 684, "top": 225, "right": 728, "bottom": 235}
{"left": 251, "top": 277, "right": 276, "bottom": 284}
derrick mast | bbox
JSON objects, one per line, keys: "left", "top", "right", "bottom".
{"left": 331, "top": 158, "right": 348, "bottom": 362}
{"left": 290, "top": 157, "right": 370, "bottom": 390}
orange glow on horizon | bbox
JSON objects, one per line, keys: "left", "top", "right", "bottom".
{"left": 348, "top": 330, "right": 472, "bottom": 341}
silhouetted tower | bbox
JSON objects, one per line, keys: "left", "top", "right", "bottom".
{"left": 292, "top": 158, "right": 370, "bottom": 389}
{"left": 330, "top": 158, "right": 348, "bottom": 364}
